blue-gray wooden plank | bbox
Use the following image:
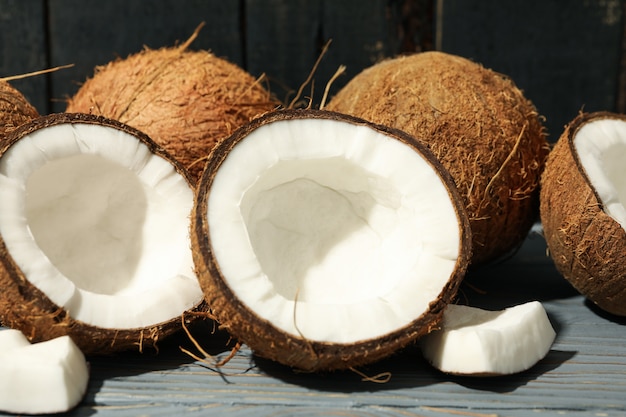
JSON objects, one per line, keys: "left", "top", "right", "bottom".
{"left": 436, "top": 0, "right": 625, "bottom": 141}
{"left": 0, "top": 0, "right": 48, "bottom": 113}
{"left": 2, "top": 233, "right": 625, "bottom": 417}
{"left": 45, "top": 0, "right": 243, "bottom": 113}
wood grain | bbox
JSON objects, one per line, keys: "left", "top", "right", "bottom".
{"left": 0, "top": 0, "right": 48, "bottom": 113}
{"left": 437, "top": 0, "right": 625, "bottom": 141}
{"left": 244, "top": 0, "right": 323, "bottom": 105}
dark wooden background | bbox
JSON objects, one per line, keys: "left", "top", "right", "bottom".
{"left": 1, "top": 0, "right": 625, "bottom": 141}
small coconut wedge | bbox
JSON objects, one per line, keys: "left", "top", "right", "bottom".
{"left": 0, "top": 113, "right": 204, "bottom": 354}
{"left": 420, "top": 301, "right": 556, "bottom": 376}
{"left": 327, "top": 51, "right": 549, "bottom": 265}
{"left": 1, "top": 80, "right": 39, "bottom": 139}
{"left": 541, "top": 112, "right": 626, "bottom": 316}
{"left": 192, "top": 109, "right": 472, "bottom": 371}
{"left": 0, "top": 328, "right": 89, "bottom": 414}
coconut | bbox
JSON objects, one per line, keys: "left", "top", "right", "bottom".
{"left": 0, "top": 80, "right": 39, "bottom": 139}
{"left": 66, "top": 38, "right": 278, "bottom": 183}
{"left": 192, "top": 109, "right": 472, "bottom": 371}
{"left": 0, "top": 112, "right": 205, "bottom": 354}
{"left": 420, "top": 301, "right": 556, "bottom": 376}
{"left": 540, "top": 111, "right": 626, "bottom": 316}
{"left": 0, "top": 329, "right": 89, "bottom": 414}
{"left": 326, "top": 51, "right": 549, "bottom": 265}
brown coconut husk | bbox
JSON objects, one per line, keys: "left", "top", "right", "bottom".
{"left": 192, "top": 109, "right": 472, "bottom": 372}
{"left": 0, "top": 112, "right": 209, "bottom": 354}
{"left": 67, "top": 29, "right": 279, "bottom": 183}
{"left": 0, "top": 80, "right": 39, "bottom": 139}
{"left": 0, "top": 256, "right": 187, "bottom": 354}
{"left": 326, "top": 51, "right": 549, "bottom": 265}
{"left": 540, "top": 111, "right": 626, "bottom": 316}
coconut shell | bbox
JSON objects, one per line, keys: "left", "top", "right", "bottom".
{"left": 0, "top": 80, "right": 39, "bottom": 139}
{"left": 192, "top": 109, "right": 472, "bottom": 372}
{"left": 326, "top": 51, "right": 549, "bottom": 265}
{"left": 66, "top": 45, "right": 279, "bottom": 183}
{"left": 0, "top": 112, "right": 208, "bottom": 354}
{"left": 540, "top": 111, "right": 626, "bottom": 316}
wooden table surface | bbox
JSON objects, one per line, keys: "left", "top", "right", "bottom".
{"left": 2, "top": 226, "right": 626, "bottom": 417}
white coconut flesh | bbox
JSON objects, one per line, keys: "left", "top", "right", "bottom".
{"left": 208, "top": 118, "right": 462, "bottom": 344}
{"left": 0, "top": 122, "right": 202, "bottom": 329}
{"left": 420, "top": 301, "right": 556, "bottom": 375}
{"left": 0, "top": 328, "right": 89, "bottom": 414}
{"left": 574, "top": 118, "right": 626, "bottom": 230}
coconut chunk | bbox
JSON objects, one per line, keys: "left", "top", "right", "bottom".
{"left": 0, "top": 113, "right": 204, "bottom": 353}
{"left": 193, "top": 109, "right": 472, "bottom": 371}
{"left": 420, "top": 301, "right": 556, "bottom": 376}
{"left": 0, "top": 329, "right": 89, "bottom": 414}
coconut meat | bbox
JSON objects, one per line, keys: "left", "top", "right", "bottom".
{"left": 420, "top": 301, "right": 556, "bottom": 375}
{"left": 574, "top": 118, "right": 626, "bottom": 229}
{"left": 208, "top": 118, "right": 462, "bottom": 344}
{"left": 0, "top": 328, "right": 89, "bottom": 414}
{"left": 0, "top": 123, "right": 202, "bottom": 329}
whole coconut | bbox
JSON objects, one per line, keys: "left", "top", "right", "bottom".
{"left": 326, "top": 51, "right": 549, "bottom": 265}
{"left": 67, "top": 38, "right": 278, "bottom": 182}
{"left": 0, "top": 80, "right": 39, "bottom": 139}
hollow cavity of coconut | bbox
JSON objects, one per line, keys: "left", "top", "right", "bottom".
{"left": 66, "top": 45, "right": 278, "bottom": 182}
{"left": 0, "top": 113, "right": 204, "bottom": 354}
{"left": 326, "top": 51, "right": 549, "bottom": 265}
{"left": 1, "top": 80, "right": 39, "bottom": 138}
{"left": 192, "top": 109, "right": 472, "bottom": 371}
{"left": 540, "top": 112, "right": 626, "bottom": 316}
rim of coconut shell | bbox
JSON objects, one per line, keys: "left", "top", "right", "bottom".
{"left": 540, "top": 111, "right": 626, "bottom": 316}
{"left": 0, "top": 112, "right": 207, "bottom": 354}
{"left": 192, "top": 108, "right": 472, "bottom": 372}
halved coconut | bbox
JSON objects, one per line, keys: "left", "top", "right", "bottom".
{"left": 1, "top": 80, "right": 39, "bottom": 139}
{"left": 541, "top": 111, "right": 626, "bottom": 316}
{"left": 192, "top": 109, "right": 472, "bottom": 371}
{"left": 420, "top": 301, "right": 556, "bottom": 376}
{"left": 326, "top": 51, "right": 549, "bottom": 265}
{"left": 0, "top": 113, "right": 204, "bottom": 354}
